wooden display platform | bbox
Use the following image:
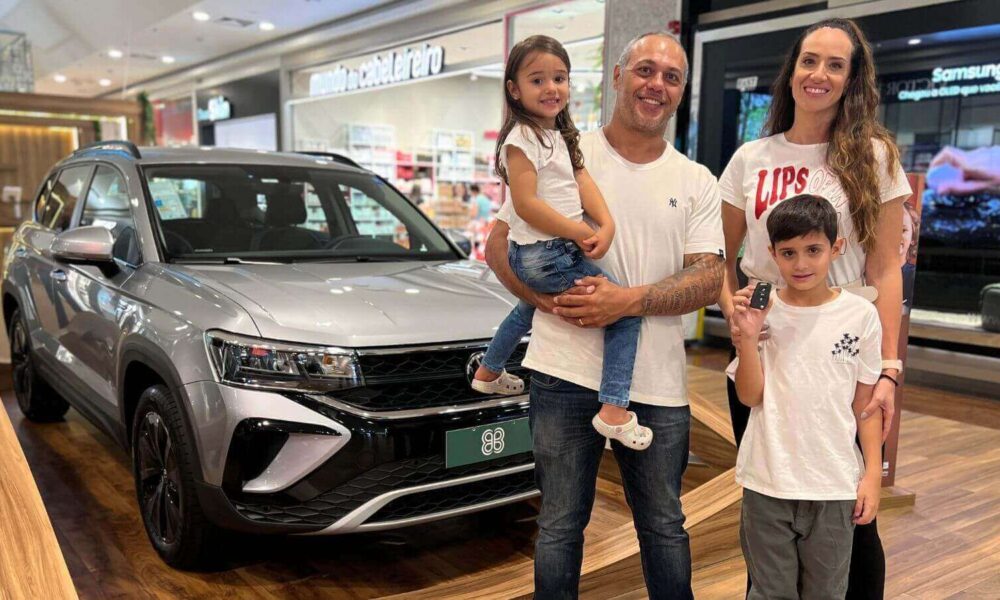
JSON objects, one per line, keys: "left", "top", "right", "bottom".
{"left": 0, "top": 382, "right": 78, "bottom": 599}
{"left": 10, "top": 355, "right": 1000, "bottom": 599}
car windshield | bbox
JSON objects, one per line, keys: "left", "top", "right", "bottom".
{"left": 141, "top": 164, "right": 459, "bottom": 262}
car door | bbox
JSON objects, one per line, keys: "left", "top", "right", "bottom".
{"left": 51, "top": 163, "right": 142, "bottom": 420}
{"left": 23, "top": 164, "right": 94, "bottom": 363}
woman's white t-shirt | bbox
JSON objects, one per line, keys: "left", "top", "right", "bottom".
{"left": 736, "top": 290, "right": 882, "bottom": 501}
{"left": 719, "top": 133, "right": 912, "bottom": 286}
{"left": 499, "top": 123, "right": 584, "bottom": 245}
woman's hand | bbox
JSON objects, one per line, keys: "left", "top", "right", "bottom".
{"left": 861, "top": 377, "right": 896, "bottom": 442}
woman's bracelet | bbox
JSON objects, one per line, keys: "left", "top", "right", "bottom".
{"left": 878, "top": 373, "right": 899, "bottom": 387}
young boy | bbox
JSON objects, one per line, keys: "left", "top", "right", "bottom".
{"left": 730, "top": 194, "right": 884, "bottom": 600}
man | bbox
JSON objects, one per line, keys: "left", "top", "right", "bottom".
{"left": 488, "top": 32, "right": 725, "bottom": 599}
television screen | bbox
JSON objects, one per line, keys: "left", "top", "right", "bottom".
{"left": 736, "top": 92, "right": 772, "bottom": 147}
{"left": 921, "top": 145, "right": 1000, "bottom": 250}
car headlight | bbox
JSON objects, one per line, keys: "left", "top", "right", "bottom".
{"left": 206, "top": 331, "right": 361, "bottom": 392}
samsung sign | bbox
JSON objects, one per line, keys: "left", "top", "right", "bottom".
{"left": 309, "top": 43, "right": 446, "bottom": 97}
{"left": 885, "top": 62, "right": 1000, "bottom": 103}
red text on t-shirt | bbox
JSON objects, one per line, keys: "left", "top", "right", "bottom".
{"left": 754, "top": 166, "right": 810, "bottom": 219}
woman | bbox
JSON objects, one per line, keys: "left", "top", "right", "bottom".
{"left": 718, "top": 18, "right": 911, "bottom": 599}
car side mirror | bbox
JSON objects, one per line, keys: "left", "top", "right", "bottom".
{"left": 51, "top": 225, "right": 115, "bottom": 264}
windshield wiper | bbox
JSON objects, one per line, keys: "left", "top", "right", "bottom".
{"left": 172, "top": 256, "right": 285, "bottom": 265}
{"left": 292, "top": 255, "right": 403, "bottom": 263}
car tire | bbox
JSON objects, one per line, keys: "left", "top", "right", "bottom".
{"left": 132, "top": 384, "right": 221, "bottom": 569}
{"left": 8, "top": 307, "right": 69, "bottom": 422}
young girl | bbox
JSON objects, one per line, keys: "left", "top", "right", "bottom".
{"left": 471, "top": 35, "right": 651, "bottom": 450}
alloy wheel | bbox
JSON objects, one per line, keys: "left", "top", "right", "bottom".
{"left": 137, "top": 412, "right": 184, "bottom": 545}
{"left": 10, "top": 320, "right": 33, "bottom": 414}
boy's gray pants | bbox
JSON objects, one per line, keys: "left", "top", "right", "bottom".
{"left": 740, "top": 488, "right": 856, "bottom": 600}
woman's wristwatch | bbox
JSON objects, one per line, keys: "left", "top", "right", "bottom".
{"left": 881, "top": 359, "right": 903, "bottom": 372}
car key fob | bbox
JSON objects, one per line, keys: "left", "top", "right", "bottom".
{"left": 750, "top": 281, "right": 772, "bottom": 310}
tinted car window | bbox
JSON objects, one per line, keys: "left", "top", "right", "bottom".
{"left": 42, "top": 165, "right": 92, "bottom": 232}
{"left": 143, "top": 164, "right": 457, "bottom": 261}
{"left": 81, "top": 165, "right": 141, "bottom": 265}
{"left": 34, "top": 174, "right": 55, "bottom": 222}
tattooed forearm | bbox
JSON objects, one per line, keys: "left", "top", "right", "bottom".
{"left": 640, "top": 253, "right": 724, "bottom": 317}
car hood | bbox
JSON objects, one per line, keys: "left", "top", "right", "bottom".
{"left": 167, "top": 260, "right": 518, "bottom": 347}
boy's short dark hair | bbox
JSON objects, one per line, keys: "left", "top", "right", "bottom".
{"left": 470, "top": 184, "right": 481, "bottom": 193}
{"left": 766, "top": 194, "right": 838, "bottom": 246}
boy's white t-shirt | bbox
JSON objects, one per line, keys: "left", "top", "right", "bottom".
{"left": 497, "top": 129, "right": 725, "bottom": 406}
{"left": 735, "top": 290, "right": 882, "bottom": 501}
{"left": 719, "top": 133, "right": 912, "bottom": 286}
{"left": 499, "top": 123, "right": 584, "bottom": 245}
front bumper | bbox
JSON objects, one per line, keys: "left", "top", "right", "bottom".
{"left": 184, "top": 381, "right": 536, "bottom": 535}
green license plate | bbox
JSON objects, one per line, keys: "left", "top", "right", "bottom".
{"left": 445, "top": 417, "right": 532, "bottom": 468}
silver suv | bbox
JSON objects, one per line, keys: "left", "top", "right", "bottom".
{"left": 3, "top": 141, "right": 534, "bottom": 569}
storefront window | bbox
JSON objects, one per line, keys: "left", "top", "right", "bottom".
{"left": 289, "top": 22, "right": 504, "bottom": 234}
{"left": 287, "top": 4, "right": 605, "bottom": 260}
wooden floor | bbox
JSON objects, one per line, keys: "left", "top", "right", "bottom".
{"left": 3, "top": 350, "right": 999, "bottom": 599}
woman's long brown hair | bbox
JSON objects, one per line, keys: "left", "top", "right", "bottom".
{"left": 494, "top": 35, "right": 584, "bottom": 184}
{"left": 763, "top": 18, "right": 901, "bottom": 253}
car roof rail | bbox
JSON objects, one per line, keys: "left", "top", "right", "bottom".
{"left": 73, "top": 140, "right": 142, "bottom": 159}
{"left": 296, "top": 151, "right": 363, "bottom": 170}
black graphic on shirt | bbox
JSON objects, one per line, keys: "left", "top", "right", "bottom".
{"left": 831, "top": 333, "right": 860, "bottom": 363}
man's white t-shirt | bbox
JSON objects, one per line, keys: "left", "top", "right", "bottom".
{"left": 499, "top": 123, "right": 584, "bottom": 245}
{"left": 735, "top": 290, "right": 882, "bottom": 501}
{"left": 719, "top": 133, "right": 912, "bottom": 286}
{"left": 497, "top": 129, "right": 725, "bottom": 406}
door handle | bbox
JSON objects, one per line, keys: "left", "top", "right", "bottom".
{"left": 50, "top": 269, "right": 67, "bottom": 282}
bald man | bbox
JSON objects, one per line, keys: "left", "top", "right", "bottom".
{"left": 490, "top": 32, "right": 723, "bottom": 599}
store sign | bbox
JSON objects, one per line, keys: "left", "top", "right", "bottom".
{"left": 884, "top": 62, "right": 1000, "bottom": 103}
{"left": 308, "top": 43, "right": 446, "bottom": 97}
{"left": 736, "top": 76, "right": 759, "bottom": 92}
{"left": 197, "top": 96, "right": 232, "bottom": 122}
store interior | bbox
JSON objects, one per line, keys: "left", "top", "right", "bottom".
{"left": 288, "top": 4, "right": 604, "bottom": 255}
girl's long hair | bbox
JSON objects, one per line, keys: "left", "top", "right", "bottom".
{"left": 494, "top": 35, "right": 584, "bottom": 183}
{"left": 763, "top": 18, "right": 901, "bottom": 253}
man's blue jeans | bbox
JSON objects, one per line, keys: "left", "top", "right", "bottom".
{"left": 481, "top": 238, "right": 641, "bottom": 407}
{"left": 529, "top": 373, "right": 693, "bottom": 599}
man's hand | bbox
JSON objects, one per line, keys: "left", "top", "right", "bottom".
{"left": 854, "top": 473, "right": 881, "bottom": 525}
{"left": 582, "top": 226, "right": 614, "bottom": 260}
{"left": 551, "top": 276, "right": 635, "bottom": 328}
{"left": 528, "top": 289, "right": 559, "bottom": 315}
{"left": 860, "top": 378, "right": 896, "bottom": 442}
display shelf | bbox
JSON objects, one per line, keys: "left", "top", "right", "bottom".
{"left": 433, "top": 129, "right": 475, "bottom": 183}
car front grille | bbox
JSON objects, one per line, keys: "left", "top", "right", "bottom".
{"left": 233, "top": 452, "right": 534, "bottom": 527}
{"left": 366, "top": 468, "right": 537, "bottom": 523}
{"left": 334, "top": 342, "right": 530, "bottom": 411}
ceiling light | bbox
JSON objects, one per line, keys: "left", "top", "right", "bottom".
{"left": 161, "top": 55, "right": 175, "bottom": 64}
{"left": 908, "top": 38, "right": 922, "bottom": 45}
{"left": 99, "top": 78, "right": 112, "bottom": 87}
{"left": 53, "top": 73, "right": 67, "bottom": 83}
{"left": 259, "top": 21, "right": 275, "bottom": 31}
{"left": 108, "top": 48, "right": 123, "bottom": 59}
{"left": 193, "top": 11, "right": 211, "bottom": 22}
